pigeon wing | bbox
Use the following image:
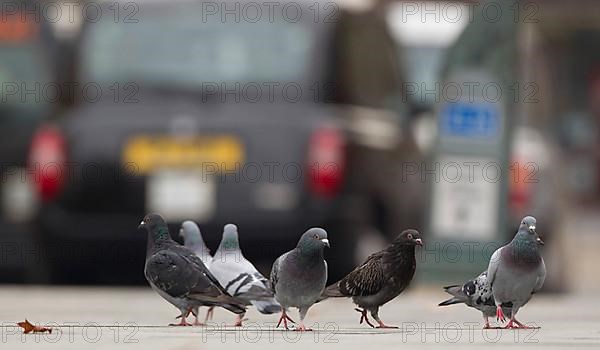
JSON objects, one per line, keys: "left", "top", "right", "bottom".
{"left": 338, "top": 252, "right": 385, "bottom": 297}
{"left": 162, "top": 245, "right": 233, "bottom": 300}
{"left": 469, "top": 271, "right": 496, "bottom": 307}
{"left": 211, "top": 255, "right": 273, "bottom": 299}
{"left": 145, "top": 249, "right": 217, "bottom": 298}
{"left": 486, "top": 247, "right": 502, "bottom": 288}
{"left": 533, "top": 258, "right": 546, "bottom": 294}
{"left": 269, "top": 253, "right": 286, "bottom": 293}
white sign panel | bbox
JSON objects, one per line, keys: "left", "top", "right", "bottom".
{"left": 430, "top": 155, "right": 500, "bottom": 240}
{"left": 146, "top": 170, "right": 216, "bottom": 222}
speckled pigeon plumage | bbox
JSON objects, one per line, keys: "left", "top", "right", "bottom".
{"left": 438, "top": 271, "right": 512, "bottom": 328}
{"left": 270, "top": 228, "right": 329, "bottom": 331}
{"left": 178, "top": 220, "right": 213, "bottom": 325}
{"left": 140, "top": 213, "right": 245, "bottom": 326}
{"left": 487, "top": 216, "right": 546, "bottom": 329}
{"left": 323, "top": 229, "right": 423, "bottom": 328}
{"left": 208, "top": 224, "right": 281, "bottom": 326}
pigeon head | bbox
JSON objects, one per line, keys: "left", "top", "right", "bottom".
{"left": 179, "top": 221, "right": 204, "bottom": 245}
{"left": 220, "top": 224, "right": 240, "bottom": 250}
{"left": 517, "top": 216, "right": 544, "bottom": 246}
{"left": 393, "top": 229, "right": 423, "bottom": 246}
{"left": 297, "top": 227, "right": 329, "bottom": 256}
{"left": 139, "top": 213, "right": 170, "bottom": 241}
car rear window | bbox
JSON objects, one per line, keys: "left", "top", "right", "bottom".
{"left": 80, "top": 3, "right": 314, "bottom": 89}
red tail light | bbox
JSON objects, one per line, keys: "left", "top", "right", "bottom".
{"left": 307, "top": 127, "right": 346, "bottom": 197}
{"left": 28, "top": 125, "right": 67, "bottom": 202}
{"left": 509, "top": 158, "right": 532, "bottom": 214}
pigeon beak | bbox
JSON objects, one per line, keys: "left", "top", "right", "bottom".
{"left": 528, "top": 225, "right": 536, "bottom": 232}
{"left": 536, "top": 237, "right": 544, "bottom": 245}
{"left": 414, "top": 238, "right": 423, "bottom": 246}
{"left": 138, "top": 220, "right": 145, "bottom": 230}
{"left": 321, "top": 238, "right": 330, "bottom": 248}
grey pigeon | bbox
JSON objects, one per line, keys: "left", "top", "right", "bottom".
{"left": 438, "top": 271, "right": 512, "bottom": 328}
{"left": 323, "top": 229, "right": 422, "bottom": 328}
{"left": 179, "top": 221, "right": 212, "bottom": 267}
{"left": 208, "top": 224, "right": 281, "bottom": 326}
{"left": 270, "top": 228, "right": 329, "bottom": 331}
{"left": 139, "top": 213, "right": 245, "bottom": 326}
{"left": 487, "top": 216, "right": 546, "bottom": 329}
{"left": 178, "top": 220, "right": 213, "bottom": 325}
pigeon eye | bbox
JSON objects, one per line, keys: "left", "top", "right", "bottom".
{"left": 407, "top": 233, "right": 413, "bottom": 240}
{"left": 313, "top": 234, "right": 319, "bottom": 239}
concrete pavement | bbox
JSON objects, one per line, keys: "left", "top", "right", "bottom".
{"left": 0, "top": 286, "right": 598, "bottom": 349}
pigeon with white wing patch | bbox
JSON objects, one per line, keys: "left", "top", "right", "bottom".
{"left": 209, "top": 224, "right": 281, "bottom": 326}
{"left": 139, "top": 214, "right": 245, "bottom": 326}
{"left": 438, "top": 271, "right": 512, "bottom": 328}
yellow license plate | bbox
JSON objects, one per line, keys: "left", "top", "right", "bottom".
{"left": 122, "top": 135, "right": 244, "bottom": 175}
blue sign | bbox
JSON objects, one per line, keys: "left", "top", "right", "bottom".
{"left": 440, "top": 102, "right": 499, "bottom": 138}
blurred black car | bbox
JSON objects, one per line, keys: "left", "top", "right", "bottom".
{"left": 0, "top": 0, "right": 63, "bottom": 282}
{"left": 32, "top": 0, "right": 420, "bottom": 284}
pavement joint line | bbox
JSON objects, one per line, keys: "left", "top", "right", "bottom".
{"left": 1, "top": 324, "right": 543, "bottom": 333}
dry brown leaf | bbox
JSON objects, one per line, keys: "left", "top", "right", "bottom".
{"left": 17, "top": 319, "right": 53, "bottom": 334}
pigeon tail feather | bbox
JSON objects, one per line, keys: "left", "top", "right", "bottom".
{"left": 221, "top": 302, "right": 247, "bottom": 315}
{"left": 438, "top": 285, "right": 468, "bottom": 306}
{"left": 188, "top": 293, "right": 246, "bottom": 314}
{"left": 251, "top": 299, "right": 281, "bottom": 314}
{"left": 438, "top": 297, "right": 464, "bottom": 306}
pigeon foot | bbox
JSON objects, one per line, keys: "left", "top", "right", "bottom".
{"left": 172, "top": 309, "right": 194, "bottom": 326}
{"left": 233, "top": 315, "right": 248, "bottom": 327}
{"left": 294, "top": 321, "right": 313, "bottom": 332}
{"left": 169, "top": 319, "right": 193, "bottom": 326}
{"left": 505, "top": 319, "right": 539, "bottom": 329}
{"left": 495, "top": 306, "right": 506, "bottom": 323}
{"left": 375, "top": 321, "right": 398, "bottom": 329}
{"left": 276, "top": 310, "right": 296, "bottom": 330}
{"left": 354, "top": 308, "right": 375, "bottom": 328}
{"left": 205, "top": 307, "right": 214, "bottom": 322}
{"left": 483, "top": 317, "right": 502, "bottom": 329}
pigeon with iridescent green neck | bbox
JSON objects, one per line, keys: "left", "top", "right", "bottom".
{"left": 270, "top": 228, "right": 329, "bottom": 331}
{"left": 487, "top": 216, "right": 546, "bottom": 329}
{"left": 178, "top": 221, "right": 213, "bottom": 325}
{"left": 139, "top": 213, "right": 245, "bottom": 326}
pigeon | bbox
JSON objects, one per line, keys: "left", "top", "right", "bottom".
{"left": 179, "top": 221, "right": 212, "bottom": 267}
{"left": 487, "top": 215, "right": 546, "bottom": 329}
{"left": 178, "top": 220, "right": 213, "bottom": 325}
{"left": 322, "top": 229, "right": 423, "bottom": 328}
{"left": 270, "top": 228, "right": 329, "bottom": 331}
{"left": 438, "top": 271, "right": 513, "bottom": 328}
{"left": 139, "top": 213, "right": 246, "bottom": 326}
{"left": 208, "top": 224, "right": 281, "bottom": 326}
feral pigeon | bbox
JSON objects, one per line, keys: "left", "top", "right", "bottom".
{"left": 208, "top": 224, "right": 281, "bottom": 326}
{"left": 323, "top": 229, "right": 422, "bottom": 328}
{"left": 270, "top": 228, "right": 329, "bottom": 331}
{"left": 179, "top": 220, "right": 213, "bottom": 325}
{"left": 179, "top": 221, "right": 212, "bottom": 267}
{"left": 438, "top": 271, "right": 512, "bottom": 328}
{"left": 487, "top": 216, "right": 546, "bottom": 329}
{"left": 139, "top": 213, "right": 245, "bottom": 326}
